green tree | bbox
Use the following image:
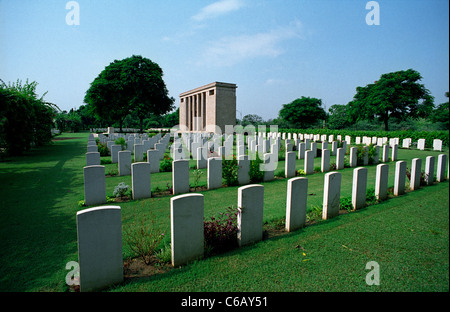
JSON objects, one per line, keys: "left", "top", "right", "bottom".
{"left": 347, "top": 69, "right": 434, "bottom": 131}
{"left": 84, "top": 55, "right": 174, "bottom": 132}
{"left": 327, "top": 104, "right": 351, "bottom": 129}
{"left": 430, "top": 92, "right": 449, "bottom": 129}
{"left": 279, "top": 97, "right": 327, "bottom": 129}
{"left": 0, "top": 79, "right": 57, "bottom": 155}
{"left": 241, "top": 114, "right": 264, "bottom": 127}
{"left": 163, "top": 108, "right": 179, "bottom": 128}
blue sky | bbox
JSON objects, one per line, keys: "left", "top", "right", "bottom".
{"left": 1, "top": 0, "right": 449, "bottom": 121}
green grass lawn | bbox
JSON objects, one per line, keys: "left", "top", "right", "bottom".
{"left": 0, "top": 131, "right": 448, "bottom": 292}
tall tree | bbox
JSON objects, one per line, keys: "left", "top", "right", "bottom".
{"left": 430, "top": 91, "right": 449, "bottom": 129}
{"left": 279, "top": 97, "right": 327, "bottom": 129}
{"left": 327, "top": 104, "right": 351, "bottom": 129}
{"left": 84, "top": 55, "right": 174, "bottom": 132}
{"left": 347, "top": 69, "right": 434, "bottom": 131}
{"left": 241, "top": 114, "right": 264, "bottom": 127}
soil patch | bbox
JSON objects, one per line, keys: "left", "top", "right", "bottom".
{"left": 123, "top": 256, "right": 172, "bottom": 280}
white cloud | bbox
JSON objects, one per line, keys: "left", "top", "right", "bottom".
{"left": 200, "top": 20, "right": 304, "bottom": 66}
{"left": 192, "top": 0, "right": 244, "bottom": 22}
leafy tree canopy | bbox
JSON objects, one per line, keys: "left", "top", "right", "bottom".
{"left": 84, "top": 55, "right": 174, "bottom": 132}
{"left": 279, "top": 96, "right": 327, "bottom": 129}
{"left": 347, "top": 69, "right": 434, "bottom": 131}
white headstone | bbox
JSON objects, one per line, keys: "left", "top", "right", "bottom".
{"left": 375, "top": 164, "right": 389, "bottom": 201}
{"left": 172, "top": 160, "right": 190, "bottom": 195}
{"left": 304, "top": 150, "right": 314, "bottom": 175}
{"left": 285, "top": 151, "right": 296, "bottom": 178}
{"left": 197, "top": 147, "right": 207, "bottom": 169}
{"left": 118, "top": 150, "right": 131, "bottom": 176}
{"left": 77, "top": 205, "right": 123, "bottom": 292}
{"left": 111, "top": 145, "right": 121, "bottom": 164}
{"left": 336, "top": 148, "right": 345, "bottom": 170}
{"left": 349, "top": 147, "right": 357, "bottom": 168}
{"left": 237, "top": 185, "right": 264, "bottom": 247}
{"left": 321, "top": 149, "right": 330, "bottom": 173}
{"left": 352, "top": 167, "right": 368, "bottom": 210}
{"left": 425, "top": 156, "right": 435, "bottom": 186}
{"left": 394, "top": 161, "right": 407, "bottom": 196}
{"left": 322, "top": 172, "right": 341, "bottom": 220}
{"left": 238, "top": 155, "right": 250, "bottom": 185}
{"left": 433, "top": 139, "right": 442, "bottom": 152}
{"left": 417, "top": 139, "right": 426, "bottom": 150}
{"left": 171, "top": 194, "right": 204, "bottom": 267}
{"left": 207, "top": 157, "right": 222, "bottom": 190}
{"left": 86, "top": 152, "right": 100, "bottom": 166}
{"left": 131, "top": 162, "right": 151, "bottom": 200}
{"left": 437, "top": 154, "right": 447, "bottom": 182}
{"left": 285, "top": 177, "right": 308, "bottom": 232}
{"left": 410, "top": 158, "right": 422, "bottom": 191}
{"left": 83, "top": 165, "right": 106, "bottom": 206}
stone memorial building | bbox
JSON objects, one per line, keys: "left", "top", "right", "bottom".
{"left": 179, "top": 82, "right": 237, "bottom": 133}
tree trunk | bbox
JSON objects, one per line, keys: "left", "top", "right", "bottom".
{"left": 384, "top": 117, "right": 389, "bottom": 131}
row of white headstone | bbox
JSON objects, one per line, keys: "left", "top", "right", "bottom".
{"left": 84, "top": 140, "right": 403, "bottom": 205}
{"left": 76, "top": 153, "right": 448, "bottom": 291}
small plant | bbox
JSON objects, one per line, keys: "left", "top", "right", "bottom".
{"left": 329, "top": 162, "right": 337, "bottom": 171}
{"left": 166, "top": 182, "right": 173, "bottom": 194}
{"left": 115, "top": 137, "right": 127, "bottom": 150}
{"left": 340, "top": 196, "right": 353, "bottom": 212}
{"left": 297, "top": 169, "right": 306, "bottom": 175}
{"left": 366, "top": 187, "right": 376, "bottom": 205}
{"left": 155, "top": 243, "right": 172, "bottom": 263}
{"left": 405, "top": 168, "right": 428, "bottom": 186}
{"left": 97, "top": 142, "right": 110, "bottom": 156}
{"left": 124, "top": 206, "right": 167, "bottom": 265}
{"left": 160, "top": 156, "right": 172, "bottom": 172}
{"left": 204, "top": 206, "right": 239, "bottom": 256}
{"left": 192, "top": 169, "right": 204, "bottom": 191}
{"left": 222, "top": 154, "right": 239, "bottom": 186}
{"left": 113, "top": 182, "right": 130, "bottom": 199}
{"left": 249, "top": 154, "right": 264, "bottom": 183}
{"left": 307, "top": 205, "right": 323, "bottom": 223}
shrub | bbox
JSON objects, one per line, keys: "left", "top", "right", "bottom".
{"left": 222, "top": 154, "right": 239, "bottom": 186}
{"left": 249, "top": 154, "right": 264, "bottom": 183}
{"left": 340, "top": 196, "right": 353, "bottom": 212}
{"left": 297, "top": 169, "right": 306, "bottom": 175}
{"left": 124, "top": 207, "right": 167, "bottom": 265}
{"left": 97, "top": 142, "right": 110, "bottom": 156}
{"left": 204, "top": 206, "right": 238, "bottom": 255}
{"left": 160, "top": 156, "right": 172, "bottom": 172}
{"left": 307, "top": 205, "right": 323, "bottom": 223}
{"left": 366, "top": 187, "right": 376, "bottom": 204}
{"left": 405, "top": 168, "right": 428, "bottom": 186}
{"left": 113, "top": 182, "right": 130, "bottom": 198}
{"left": 191, "top": 169, "right": 204, "bottom": 191}
{"left": 114, "top": 137, "right": 126, "bottom": 150}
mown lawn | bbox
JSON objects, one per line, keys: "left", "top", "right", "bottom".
{"left": 0, "top": 131, "right": 448, "bottom": 292}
